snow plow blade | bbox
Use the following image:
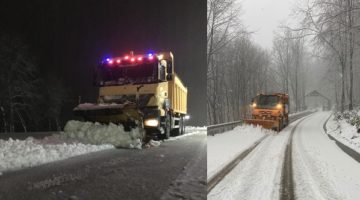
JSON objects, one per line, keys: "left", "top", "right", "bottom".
{"left": 244, "top": 119, "right": 276, "bottom": 130}
{"left": 73, "top": 103, "right": 143, "bottom": 131}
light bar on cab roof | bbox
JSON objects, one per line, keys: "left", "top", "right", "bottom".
{"left": 103, "top": 52, "right": 159, "bottom": 66}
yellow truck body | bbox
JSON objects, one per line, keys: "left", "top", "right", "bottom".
{"left": 74, "top": 51, "right": 187, "bottom": 139}
{"left": 168, "top": 74, "right": 187, "bottom": 114}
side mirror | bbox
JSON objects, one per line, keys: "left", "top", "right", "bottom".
{"left": 166, "top": 74, "right": 173, "bottom": 81}
{"left": 167, "top": 61, "right": 173, "bottom": 74}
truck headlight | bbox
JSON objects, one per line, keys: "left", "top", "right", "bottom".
{"left": 144, "top": 118, "right": 159, "bottom": 127}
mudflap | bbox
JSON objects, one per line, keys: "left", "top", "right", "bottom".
{"left": 244, "top": 119, "right": 277, "bottom": 130}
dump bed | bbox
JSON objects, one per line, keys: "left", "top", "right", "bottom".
{"left": 168, "top": 74, "right": 187, "bottom": 114}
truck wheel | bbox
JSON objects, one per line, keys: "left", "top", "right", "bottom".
{"left": 277, "top": 119, "right": 283, "bottom": 132}
{"left": 173, "top": 116, "right": 184, "bottom": 136}
{"left": 180, "top": 116, "right": 185, "bottom": 135}
{"left": 163, "top": 114, "right": 171, "bottom": 139}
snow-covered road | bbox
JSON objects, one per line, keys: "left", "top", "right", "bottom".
{"left": 208, "top": 112, "right": 360, "bottom": 200}
{"left": 208, "top": 118, "right": 303, "bottom": 200}
{"left": 293, "top": 112, "right": 360, "bottom": 200}
{"left": 0, "top": 125, "right": 205, "bottom": 175}
{"left": 0, "top": 129, "right": 207, "bottom": 200}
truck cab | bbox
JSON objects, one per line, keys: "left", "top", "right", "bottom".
{"left": 246, "top": 93, "right": 289, "bottom": 131}
{"left": 75, "top": 52, "right": 187, "bottom": 139}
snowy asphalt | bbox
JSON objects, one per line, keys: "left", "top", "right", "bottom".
{"left": 293, "top": 112, "right": 360, "bottom": 199}
{"left": 0, "top": 132, "right": 206, "bottom": 200}
{"left": 280, "top": 115, "right": 311, "bottom": 200}
{"left": 208, "top": 112, "right": 360, "bottom": 200}
{"left": 208, "top": 120, "right": 296, "bottom": 200}
{"left": 207, "top": 111, "right": 314, "bottom": 195}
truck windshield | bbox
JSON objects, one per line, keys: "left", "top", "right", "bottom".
{"left": 256, "top": 95, "right": 279, "bottom": 109}
{"left": 95, "top": 63, "right": 159, "bottom": 86}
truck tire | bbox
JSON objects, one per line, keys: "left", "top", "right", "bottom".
{"left": 171, "top": 116, "right": 184, "bottom": 136}
{"left": 180, "top": 116, "right": 185, "bottom": 135}
{"left": 277, "top": 118, "right": 283, "bottom": 132}
{"left": 163, "top": 114, "right": 171, "bottom": 139}
{"left": 173, "top": 116, "right": 184, "bottom": 136}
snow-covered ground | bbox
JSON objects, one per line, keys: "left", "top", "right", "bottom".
{"left": 167, "top": 126, "right": 207, "bottom": 141}
{"left": 293, "top": 112, "right": 360, "bottom": 200}
{"left": 185, "top": 126, "right": 207, "bottom": 133}
{"left": 207, "top": 125, "right": 274, "bottom": 180}
{"left": 62, "top": 120, "right": 144, "bottom": 149}
{"left": 0, "top": 122, "right": 205, "bottom": 175}
{"left": 208, "top": 121, "right": 301, "bottom": 200}
{"left": 326, "top": 110, "right": 360, "bottom": 153}
{"left": 209, "top": 112, "right": 360, "bottom": 200}
{"left": 0, "top": 137, "right": 113, "bottom": 175}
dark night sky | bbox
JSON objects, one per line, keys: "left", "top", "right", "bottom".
{"left": 0, "top": 0, "right": 207, "bottom": 126}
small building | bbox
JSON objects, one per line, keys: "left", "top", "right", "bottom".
{"left": 305, "top": 90, "right": 331, "bottom": 110}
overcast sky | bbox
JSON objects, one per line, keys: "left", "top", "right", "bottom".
{"left": 240, "top": 0, "right": 294, "bottom": 50}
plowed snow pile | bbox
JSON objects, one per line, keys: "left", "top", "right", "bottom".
{"left": 0, "top": 137, "right": 113, "bottom": 175}
{"left": 62, "top": 120, "right": 144, "bottom": 149}
{"left": 0, "top": 120, "right": 146, "bottom": 175}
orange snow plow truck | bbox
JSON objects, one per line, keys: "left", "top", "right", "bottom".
{"left": 244, "top": 93, "right": 289, "bottom": 131}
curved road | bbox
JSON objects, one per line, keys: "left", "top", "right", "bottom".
{"left": 208, "top": 119, "right": 300, "bottom": 200}
{"left": 293, "top": 112, "right": 360, "bottom": 200}
{"left": 208, "top": 112, "right": 360, "bottom": 200}
{"left": 0, "top": 132, "right": 206, "bottom": 200}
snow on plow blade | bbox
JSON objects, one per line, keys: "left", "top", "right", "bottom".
{"left": 73, "top": 103, "right": 143, "bottom": 130}
{"left": 244, "top": 119, "right": 276, "bottom": 130}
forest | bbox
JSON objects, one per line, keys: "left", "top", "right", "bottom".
{"left": 0, "top": 35, "right": 68, "bottom": 132}
{"left": 207, "top": 0, "right": 360, "bottom": 124}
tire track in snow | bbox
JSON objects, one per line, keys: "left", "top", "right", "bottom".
{"left": 208, "top": 128, "right": 295, "bottom": 200}
{"left": 207, "top": 111, "right": 315, "bottom": 197}
{"left": 280, "top": 115, "right": 311, "bottom": 200}
{"left": 293, "top": 112, "right": 346, "bottom": 200}
{"left": 207, "top": 135, "right": 268, "bottom": 194}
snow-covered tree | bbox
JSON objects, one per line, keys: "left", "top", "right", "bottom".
{"left": 0, "top": 35, "right": 41, "bottom": 132}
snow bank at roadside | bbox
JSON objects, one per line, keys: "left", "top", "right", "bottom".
{"left": 207, "top": 124, "right": 273, "bottom": 179}
{"left": 185, "top": 126, "right": 207, "bottom": 133}
{"left": 0, "top": 137, "right": 113, "bottom": 175}
{"left": 168, "top": 127, "right": 207, "bottom": 141}
{"left": 326, "top": 111, "right": 360, "bottom": 153}
{"left": 0, "top": 123, "right": 206, "bottom": 175}
{"left": 62, "top": 120, "right": 144, "bottom": 149}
